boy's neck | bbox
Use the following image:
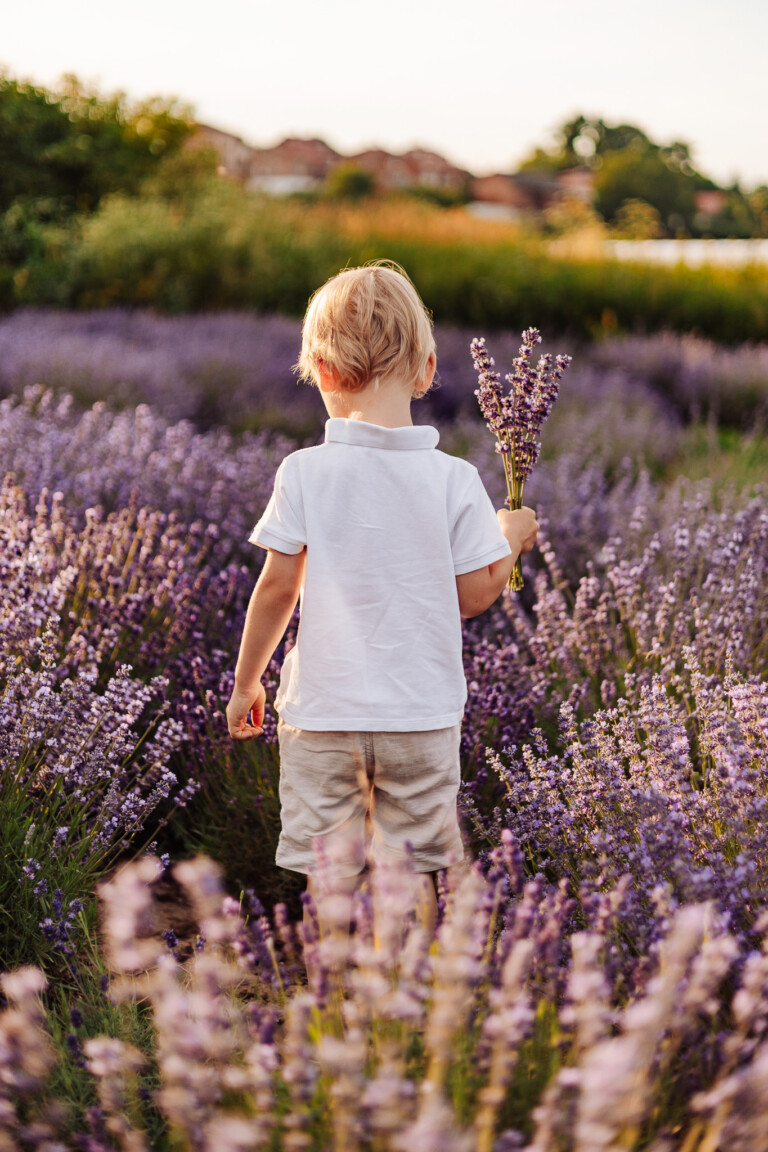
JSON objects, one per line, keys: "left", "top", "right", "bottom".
{"left": 321, "top": 377, "right": 414, "bottom": 428}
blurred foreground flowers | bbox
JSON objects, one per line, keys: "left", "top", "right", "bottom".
{"left": 4, "top": 850, "right": 768, "bottom": 1150}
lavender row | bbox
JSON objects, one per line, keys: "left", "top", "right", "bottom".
{"left": 3, "top": 385, "right": 767, "bottom": 961}
{"left": 1, "top": 308, "right": 765, "bottom": 432}
{"left": 1, "top": 367, "right": 681, "bottom": 577}
{"left": 4, "top": 850, "right": 768, "bottom": 1150}
{"left": 1, "top": 391, "right": 768, "bottom": 1144}
{"left": 0, "top": 308, "right": 552, "bottom": 430}
{"left": 0, "top": 389, "right": 292, "bottom": 566}
{"left": 592, "top": 329, "right": 768, "bottom": 427}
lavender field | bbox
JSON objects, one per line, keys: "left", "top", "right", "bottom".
{"left": 2, "top": 308, "right": 768, "bottom": 1150}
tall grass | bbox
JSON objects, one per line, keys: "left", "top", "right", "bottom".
{"left": 12, "top": 182, "right": 768, "bottom": 342}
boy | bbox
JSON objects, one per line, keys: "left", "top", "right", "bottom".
{"left": 226, "top": 262, "right": 538, "bottom": 929}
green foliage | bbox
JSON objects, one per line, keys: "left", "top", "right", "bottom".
{"left": 698, "top": 188, "right": 765, "bottom": 240}
{"left": 542, "top": 196, "right": 605, "bottom": 237}
{"left": 324, "top": 164, "right": 375, "bottom": 201}
{"left": 43, "top": 942, "right": 171, "bottom": 1150}
{"left": 595, "top": 144, "right": 697, "bottom": 232}
{"left": 9, "top": 188, "right": 768, "bottom": 341}
{"left": 749, "top": 187, "right": 768, "bottom": 238}
{"left": 171, "top": 724, "right": 305, "bottom": 915}
{"left": 30, "top": 182, "right": 349, "bottom": 313}
{"left": 611, "top": 198, "right": 664, "bottom": 239}
{"left": 402, "top": 182, "right": 471, "bottom": 208}
{"left": 664, "top": 426, "right": 768, "bottom": 493}
{"left": 518, "top": 114, "right": 747, "bottom": 237}
{"left": 0, "top": 69, "right": 194, "bottom": 217}
{"left": 522, "top": 114, "right": 709, "bottom": 179}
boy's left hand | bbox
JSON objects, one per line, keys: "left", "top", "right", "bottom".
{"left": 226, "top": 682, "right": 266, "bottom": 740}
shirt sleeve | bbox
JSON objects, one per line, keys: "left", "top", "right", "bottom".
{"left": 248, "top": 458, "right": 306, "bottom": 554}
{"left": 450, "top": 467, "right": 512, "bottom": 576}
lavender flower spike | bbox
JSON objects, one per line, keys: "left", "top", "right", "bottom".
{"left": 471, "top": 330, "right": 571, "bottom": 590}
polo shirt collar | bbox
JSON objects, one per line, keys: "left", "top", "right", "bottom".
{"left": 324, "top": 418, "right": 439, "bottom": 450}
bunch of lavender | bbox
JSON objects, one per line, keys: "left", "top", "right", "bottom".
{"left": 471, "top": 330, "right": 572, "bottom": 589}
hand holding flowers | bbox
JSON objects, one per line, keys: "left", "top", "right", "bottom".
{"left": 471, "top": 329, "right": 571, "bottom": 589}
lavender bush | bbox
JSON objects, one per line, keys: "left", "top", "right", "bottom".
{"left": 591, "top": 330, "right": 768, "bottom": 428}
{"left": 3, "top": 851, "right": 768, "bottom": 1150}
{"left": 0, "top": 307, "right": 323, "bottom": 435}
{"left": 0, "top": 490, "right": 194, "bottom": 973}
{"left": 2, "top": 310, "right": 765, "bottom": 436}
{"left": 1, "top": 311, "right": 767, "bottom": 1147}
{"left": 0, "top": 465, "right": 265, "bottom": 970}
{"left": 0, "top": 388, "right": 292, "bottom": 563}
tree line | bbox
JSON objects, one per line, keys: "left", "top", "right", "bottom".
{"left": 520, "top": 114, "right": 768, "bottom": 239}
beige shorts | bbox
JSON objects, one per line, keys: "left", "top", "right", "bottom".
{"left": 275, "top": 721, "right": 464, "bottom": 877}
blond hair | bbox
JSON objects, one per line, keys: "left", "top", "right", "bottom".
{"left": 295, "top": 260, "right": 436, "bottom": 395}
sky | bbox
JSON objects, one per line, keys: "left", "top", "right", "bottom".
{"left": 2, "top": 0, "right": 767, "bottom": 188}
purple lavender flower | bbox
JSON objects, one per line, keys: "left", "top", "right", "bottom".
{"left": 471, "top": 331, "right": 571, "bottom": 589}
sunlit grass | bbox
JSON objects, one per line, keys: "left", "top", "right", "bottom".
{"left": 663, "top": 423, "right": 768, "bottom": 492}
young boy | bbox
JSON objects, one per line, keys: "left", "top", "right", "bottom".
{"left": 226, "top": 262, "right": 538, "bottom": 928}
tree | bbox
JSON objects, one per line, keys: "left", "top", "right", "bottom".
{"left": 748, "top": 187, "right": 768, "bottom": 238}
{"left": 595, "top": 145, "right": 698, "bottom": 233}
{"left": 518, "top": 115, "right": 652, "bottom": 171}
{"left": 0, "top": 70, "right": 195, "bottom": 216}
{"left": 324, "top": 164, "right": 375, "bottom": 201}
{"left": 611, "top": 199, "right": 664, "bottom": 239}
{"left": 516, "top": 114, "right": 718, "bottom": 235}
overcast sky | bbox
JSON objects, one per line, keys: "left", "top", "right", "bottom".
{"left": 3, "top": 0, "right": 767, "bottom": 188}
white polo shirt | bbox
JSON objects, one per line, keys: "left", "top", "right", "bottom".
{"left": 249, "top": 418, "right": 511, "bottom": 732}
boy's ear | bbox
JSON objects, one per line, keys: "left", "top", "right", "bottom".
{"left": 415, "top": 351, "right": 437, "bottom": 397}
{"left": 315, "top": 358, "right": 339, "bottom": 393}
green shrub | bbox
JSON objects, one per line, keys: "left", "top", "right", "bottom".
{"left": 8, "top": 187, "right": 768, "bottom": 342}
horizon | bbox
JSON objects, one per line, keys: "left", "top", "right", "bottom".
{"left": 2, "top": 0, "right": 767, "bottom": 190}
{"left": 190, "top": 119, "right": 763, "bottom": 191}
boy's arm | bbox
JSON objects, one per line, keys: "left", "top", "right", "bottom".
{"left": 455, "top": 507, "right": 538, "bottom": 618}
{"left": 226, "top": 547, "right": 306, "bottom": 739}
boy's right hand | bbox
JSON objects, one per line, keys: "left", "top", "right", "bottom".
{"left": 226, "top": 682, "right": 266, "bottom": 740}
{"left": 497, "top": 506, "right": 539, "bottom": 556}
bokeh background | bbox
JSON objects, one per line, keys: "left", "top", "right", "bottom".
{"left": 3, "top": 6, "right": 768, "bottom": 1149}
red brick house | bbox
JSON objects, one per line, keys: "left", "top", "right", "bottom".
{"left": 245, "top": 138, "right": 342, "bottom": 194}
{"left": 469, "top": 174, "right": 539, "bottom": 211}
{"left": 186, "top": 123, "right": 255, "bottom": 181}
{"left": 187, "top": 123, "right": 595, "bottom": 218}
{"left": 347, "top": 147, "right": 469, "bottom": 191}
{"left": 469, "top": 168, "right": 595, "bottom": 219}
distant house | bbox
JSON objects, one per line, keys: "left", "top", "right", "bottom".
{"left": 245, "top": 138, "right": 342, "bottom": 194}
{"left": 468, "top": 167, "right": 596, "bottom": 219}
{"left": 187, "top": 123, "right": 255, "bottom": 181}
{"left": 188, "top": 123, "right": 469, "bottom": 196}
{"left": 404, "top": 148, "right": 469, "bottom": 189}
{"left": 554, "top": 167, "right": 595, "bottom": 203}
{"left": 469, "top": 174, "right": 539, "bottom": 212}
{"left": 346, "top": 148, "right": 413, "bottom": 189}
{"left": 694, "top": 189, "right": 729, "bottom": 218}
{"left": 347, "top": 147, "right": 469, "bottom": 191}
{"left": 186, "top": 123, "right": 595, "bottom": 218}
